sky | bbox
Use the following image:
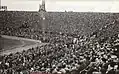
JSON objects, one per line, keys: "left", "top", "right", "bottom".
{"left": 1, "top": 0, "right": 119, "bottom": 12}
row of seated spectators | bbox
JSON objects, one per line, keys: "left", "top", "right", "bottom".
{"left": 0, "top": 28, "right": 119, "bottom": 74}
{"left": 1, "top": 11, "right": 119, "bottom": 36}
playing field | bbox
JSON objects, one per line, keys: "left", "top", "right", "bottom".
{"left": 0, "top": 35, "right": 43, "bottom": 55}
{"left": 0, "top": 37, "right": 23, "bottom": 51}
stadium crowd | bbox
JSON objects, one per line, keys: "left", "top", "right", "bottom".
{"left": 0, "top": 30, "right": 119, "bottom": 74}
{"left": 1, "top": 11, "right": 119, "bottom": 36}
{"left": 0, "top": 11, "right": 119, "bottom": 74}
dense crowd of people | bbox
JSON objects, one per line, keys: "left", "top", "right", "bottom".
{"left": 0, "top": 30, "right": 119, "bottom": 74}
{"left": 0, "top": 11, "right": 119, "bottom": 74}
{"left": 1, "top": 11, "right": 119, "bottom": 36}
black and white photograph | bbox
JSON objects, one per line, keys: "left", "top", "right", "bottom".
{"left": 0, "top": 0, "right": 119, "bottom": 74}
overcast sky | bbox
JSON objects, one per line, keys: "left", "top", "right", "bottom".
{"left": 1, "top": 0, "right": 119, "bottom": 12}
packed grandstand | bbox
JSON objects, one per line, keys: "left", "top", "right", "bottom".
{"left": 0, "top": 11, "right": 119, "bottom": 74}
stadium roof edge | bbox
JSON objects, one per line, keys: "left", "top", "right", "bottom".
{"left": 0, "top": 10, "right": 119, "bottom": 13}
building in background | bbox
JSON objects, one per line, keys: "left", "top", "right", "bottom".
{"left": 0, "top": 0, "right": 7, "bottom": 11}
{"left": 0, "top": 6, "right": 7, "bottom": 11}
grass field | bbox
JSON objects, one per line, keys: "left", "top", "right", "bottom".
{"left": 0, "top": 37, "right": 23, "bottom": 51}
{"left": 0, "top": 36, "right": 42, "bottom": 55}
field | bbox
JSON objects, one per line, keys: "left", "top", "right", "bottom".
{"left": 0, "top": 37, "right": 23, "bottom": 51}
{"left": 0, "top": 35, "right": 43, "bottom": 55}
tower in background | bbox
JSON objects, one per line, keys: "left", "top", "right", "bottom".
{"left": 38, "top": 0, "right": 46, "bottom": 34}
{"left": 39, "top": 0, "right": 46, "bottom": 12}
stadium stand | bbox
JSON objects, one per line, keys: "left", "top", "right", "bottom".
{"left": 1, "top": 11, "right": 119, "bottom": 37}
{"left": 0, "top": 11, "right": 119, "bottom": 74}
